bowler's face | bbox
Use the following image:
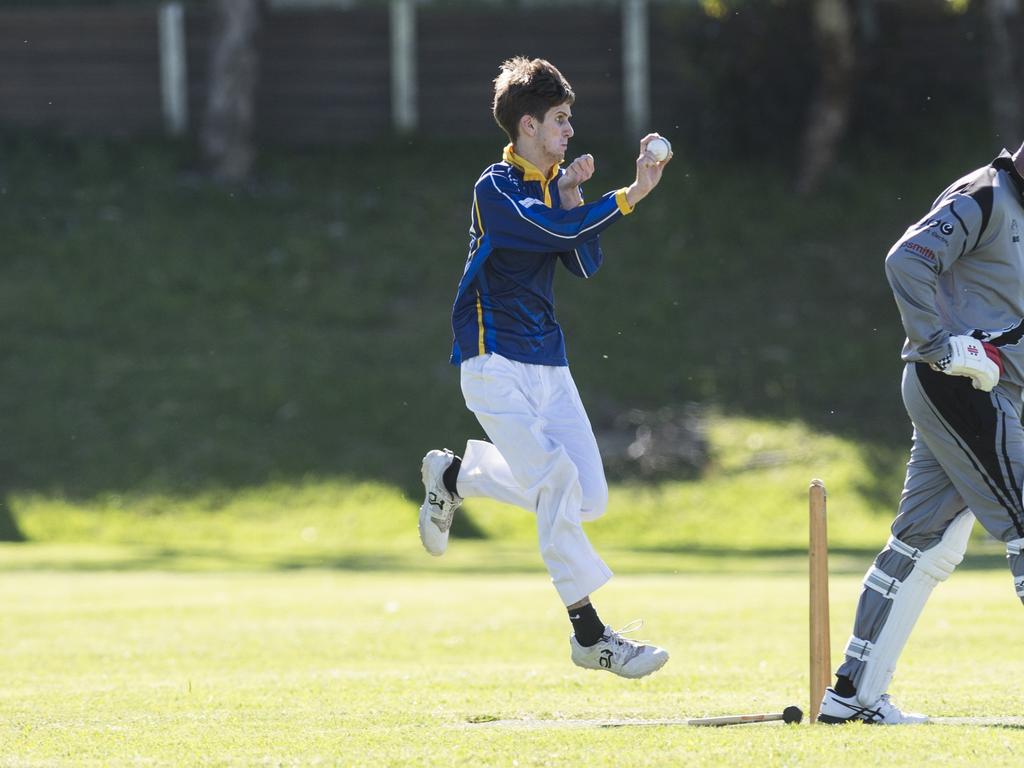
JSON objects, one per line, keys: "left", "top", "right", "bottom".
{"left": 538, "top": 103, "right": 574, "bottom": 164}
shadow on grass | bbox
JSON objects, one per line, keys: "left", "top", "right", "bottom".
{"left": 633, "top": 544, "right": 1013, "bottom": 574}
{"left": 0, "top": 495, "right": 25, "bottom": 542}
{"left": 0, "top": 542, "right": 1012, "bottom": 576}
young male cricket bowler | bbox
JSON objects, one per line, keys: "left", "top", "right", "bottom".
{"left": 818, "top": 140, "right": 1024, "bottom": 724}
{"left": 417, "top": 57, "right": 673, "bottom": 678}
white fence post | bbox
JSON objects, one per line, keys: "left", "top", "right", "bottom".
{"left": 622, "top": 0, "right": 650, "bottom": 142}
{"left": 390, "top": 0, "right": 417, "bottom": 133}
{"left": 158, "top": 2, "right": 188, "bottom": 136}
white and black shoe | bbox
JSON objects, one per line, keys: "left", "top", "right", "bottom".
{"left": 418, "top": 449, "right": 463, "bottom": 556}
{"left": 569, "top": 622, "right": 669, "bottom": 679}
{"left": 817, "top": 687, "right": 928, "bottom": 724}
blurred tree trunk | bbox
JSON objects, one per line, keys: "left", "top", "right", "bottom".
{"left": 795, "top": 0, "right": 856, "bottom": 196}
{"left": 984, "top": 0, "right": 1023, "bottom": 146}
{"left": 0, "top": 497, "right": 25, "bottom": 542}
{"left": 201, "top": 0, "right": 262, "bottom": 183}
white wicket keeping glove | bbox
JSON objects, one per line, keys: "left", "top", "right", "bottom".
{"left": 932, "top": 335, "right": 1002, "bottom": 392}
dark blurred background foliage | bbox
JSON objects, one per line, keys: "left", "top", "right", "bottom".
{"left": 0, "top": 0, "right": 1019, "bottom": 539}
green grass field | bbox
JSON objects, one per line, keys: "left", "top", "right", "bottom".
{"left": 3, "top": 568, "right": 1024, "bottom": 767}
{"left": 4, "top": 416, "right": 1024, "bottom": 766}
{"left": 2, "top": 412, "right": 912, "bottom": 572}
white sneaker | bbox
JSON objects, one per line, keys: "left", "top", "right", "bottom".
{"left": 569, "top": 622, "right": 669, "bottom": 679}
{"left": 817, "top": 687, "right": 929, "bottom": 724}
{"left": 418, "top": 449, "right": 463, "bottom": 556}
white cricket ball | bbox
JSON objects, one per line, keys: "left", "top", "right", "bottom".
{"left": 647, "top": 136, "right": 671, "bottom": 162}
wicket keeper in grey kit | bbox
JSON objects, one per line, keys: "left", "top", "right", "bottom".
{"left": 416, "top": 57, "right": 673, "bottom": 679}
{"left": 819, "top": 141, "right": 1024, "bottom": 724}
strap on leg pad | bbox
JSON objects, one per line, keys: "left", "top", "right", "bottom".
{"left": 1006, "top": 538, "right": 1024, "bottom": 598}
{"left": 854, "top": 510, "right": 975, "bottom": 707}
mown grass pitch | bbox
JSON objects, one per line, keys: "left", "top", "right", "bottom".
{"left": 2, "top": 566, "right": 1023, "bottom": 767}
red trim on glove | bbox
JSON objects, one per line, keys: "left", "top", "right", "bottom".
{"left": 983, "top": 342, "right": 1004, "bottom": 375}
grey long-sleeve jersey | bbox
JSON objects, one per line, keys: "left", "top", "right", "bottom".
{"left": 885, "top": 150, "right": 1024, "bottom": 386}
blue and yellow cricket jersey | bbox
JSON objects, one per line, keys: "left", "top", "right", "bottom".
{"left": 450, "top": 145, "right": 634, "bottom": 366}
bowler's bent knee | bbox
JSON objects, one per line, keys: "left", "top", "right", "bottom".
{"left": 579, "top": 480, "right": 609, "bottom": 522}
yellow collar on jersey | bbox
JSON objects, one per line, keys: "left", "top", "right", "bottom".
{"left": 503, "top": 144, "right": 560, "bottom": 183}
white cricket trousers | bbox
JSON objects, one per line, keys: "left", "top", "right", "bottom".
{"left": 457, "top": 352, "right": 612, "bottom": 606}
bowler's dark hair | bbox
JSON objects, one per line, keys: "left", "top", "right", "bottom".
{"left": 492, "top": 57, "right": 575, "bottom": 143}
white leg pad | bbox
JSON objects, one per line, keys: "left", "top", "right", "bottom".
{"left": 855, "top": 510, "right": 975, "bottom": 706}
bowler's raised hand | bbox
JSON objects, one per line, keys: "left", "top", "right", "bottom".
{"left": 558, "top": 154, "right": 595, "bottom": 209}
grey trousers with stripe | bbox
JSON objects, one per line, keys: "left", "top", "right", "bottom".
{"left": 837, "top": 362, "right": 1024, "bottom": 687}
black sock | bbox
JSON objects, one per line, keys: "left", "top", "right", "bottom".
{"left": 568, "top": 603, "right": 605, "bottom": 647}
{"left": 834, "top": 674, "right": 856, "bottom": 698}
{"left": 443, "top": 456, "right": 461, "bottom": 496}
